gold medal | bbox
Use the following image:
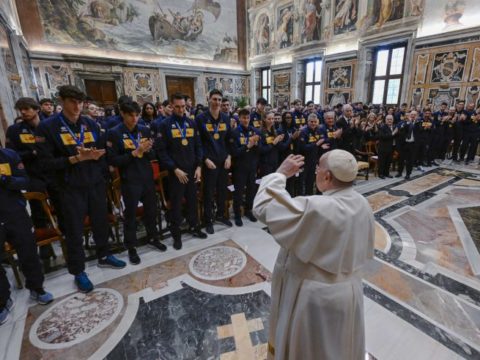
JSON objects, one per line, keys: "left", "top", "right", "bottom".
{"left": 213, "top": 133, "right": 220, "bottom": 140}
{"left": 181, "top": 138, "right": 189, "bottom": 146}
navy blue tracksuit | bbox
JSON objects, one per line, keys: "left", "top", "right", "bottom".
{"left": 155, "top": 115, "right": 203, "bottom": 237}
{"left": 298, "top": 126, "right": 326, "bottom": 195}
{"left": 0, "top": 148, "right": 44, "bottom": 307}
{"left": 35, "top": 113, "right": 111, "bottom": 275}
{"left": 230, "top": 125, "right": 260, "bottom": 218}
{"left": 107, "top": 123, "right": 158, "bottom": 249}
{"left": 196, "top": 110, "right": 231, "bottom": 224}
{"left": 259, "top": 128, "right": 281, "bottom": 177}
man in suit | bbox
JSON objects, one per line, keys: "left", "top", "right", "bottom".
{"left": 396, "top": 111, "right": 417, "bottom": 180}
{"left": 377, "top": 115, "right": 398, "bottom": 179}
{"left": 336, "top": 104, "right": 354, "bottom": 153}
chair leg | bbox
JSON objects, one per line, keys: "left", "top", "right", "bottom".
{"left": 7, "top": 255, "right": 23, "bottom": 289}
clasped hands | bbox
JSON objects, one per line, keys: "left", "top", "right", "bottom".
{"left": 75, "top": 145, "right": 105, "bottom": 161}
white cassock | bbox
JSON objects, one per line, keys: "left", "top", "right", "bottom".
{"left": 253, "top": 173, "right": 375, "bottom": 360}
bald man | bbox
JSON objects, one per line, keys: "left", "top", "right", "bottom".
{"left": 253, "top": 150, "right": 374, "bottom": 360}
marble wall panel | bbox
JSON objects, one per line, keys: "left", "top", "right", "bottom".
{"left": 408, "top": 41, "right": 480, "bottom": 110}
{"left": 324, "top": 58, "right": 356, "bottom": 105}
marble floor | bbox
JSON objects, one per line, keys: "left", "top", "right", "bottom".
{"left": 2, "top": 161, "right": 480, "bottom": 360}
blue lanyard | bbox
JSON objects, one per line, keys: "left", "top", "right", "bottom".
{"left": 60, "top": 114, "right": 85, "bottom": 146}
{"left": 175, "top": 119, "right": 187, "bottom": 139}
{"left": 126, "top": 128, "right": 141, "bottom": 148}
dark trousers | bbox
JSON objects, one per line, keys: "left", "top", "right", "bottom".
{"left": 203, "top": 164, "right": 228, "bottom": 224}
{"left": 452, "top": 133, "right": 463, "bottom": 160}
{"left": 438, "top": 135, "right": 452, "bottom": 160}
{"left": 304, "top": 162, "right": 316, "bottom": 196}
{"left": 233, "top": 167, "right": 256, "bottom": 218}
{"left": 0, "top": 209, "right": 44, "bottom": 307}
{"left": 122, "top": 181, "right": 158, "bottom": 249}
{"left": 168, "top": 170, "right": 198, "bottom": 237}
{"left": 397, "top": 142, "right": 416, "bottom": 176}
{"left": 460, "top": 133, "right": 479, "bottom": 161}
{"left": 60, "top": 183, "right": 110, "bottom": 275}
{"left": 378, "top": 149, "right": 393, "bottom": 176}
{"left": 414, "top": 141, "right": 426, "bottom": 166}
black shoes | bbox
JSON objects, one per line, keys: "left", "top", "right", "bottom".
{"left": 386, "top": 175, "right": 393, "bottom": 178}
{"left": 379, "top": 175, "right": 385, "bottom": 179}
{"left": 395, "top": 173, "right": 402, "bottom": 178}
{"left": 245, "top": 212, "right": 257, "bottom": 222}
{"left": 405, "top": 175, "right": 411, "bottom": 180}
{"left": 173, "top": 237, "right": 182, "bottom": 250}
{"left": 216, "top": 216, "right": 233, "bottom": 227}
{"left": 189, "top": 226, "right": 207, "bottom": 239}
{"left": 148, "top": 239, "right": 167, "bottom": 252}
{"left": 128, "top": 248, "right": 141, "bottom": 265}
{"left": 205, "top": 223, "right": 214, "bottom": 234}
{"left": 235, "top": 217, "right": 243, "bottom": 226}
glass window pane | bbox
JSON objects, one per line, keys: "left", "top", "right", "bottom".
{"left": 313, "top": 85, "right": 321, "bottom": 104}
{"left": 390, "top": 47, "right": 405, "bottom": 75}
{"left": 262, "top": 70, "right": 268, "bottom": 87}
{"left": 306, "top": 61, "right": 314, "bottom": 83}
{"left": 386, "top": 79, "right": 401, "bottom": 104}
{"left": 314, "top": 61, "right": 322, "bottom": 82}
{"left": 262, "top": 89, "right": 268, "bottom": 100}
{"left": 268, "top": 69, "right": 271, "bottom": 86}
{"left": 305, "top": 85, "right": 313, "bottom": 102}
{"left": 375, "top": 50, "right": 389, "bottom": 76}
{"left": 372, "top": 80, "right": 385, "bottom": 104}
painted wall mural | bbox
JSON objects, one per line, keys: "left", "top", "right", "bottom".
{"left": 417, "top": 0, "right": 480, "bottom": 38}
{"left": 276, "top": 3, "right": 294, "bottom": 49}
{"left": 35, "top": 0, "right": 238, "bottom": 63}
{"left": 368, "top": 0, "right": 405, "bottom": 29}
{"left": 408, "top": 40, "right": 480, "bottom": 111}
{"left": 333, "top": 0, "right": 358, "bottom": 35}
{"left": 31, "top": 61, "right": 74, "bottom": 100}
{"left": 254, "top": 14, "right": 271, "bottom": 55}
{"left": 300, "top": 0, "right": 322, "bottom": 43}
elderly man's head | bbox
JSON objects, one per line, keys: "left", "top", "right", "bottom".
{"left": 343, "top": 104, "right": 353, "bottom": 118}
{"left": 316, "top": 150, "right": 358, "bottom": 192}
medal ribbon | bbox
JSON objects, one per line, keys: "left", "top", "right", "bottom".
{"left": 175, "top": 119, "right": 187, "bottom": 141}
{"left": 126, "top": 126, "right": 141, "bottom": 149}
{"left": 60, "top": 114, "right": 85, "bottom": 146}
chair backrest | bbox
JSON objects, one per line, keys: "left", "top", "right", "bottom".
{"left": 23, "top": 191, "right": 61, "bottom": 235}
{"left": 365, "top": 141, "right": 378, "bottom": 154}
{"left": 156, "top": 170, "right": 169, "bottom": 208}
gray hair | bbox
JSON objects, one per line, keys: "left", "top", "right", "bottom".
{"left": 324, "top": 111, "right": 335, "bottom": 119}
{"left": 307, "top": 113, "right": 318, "bottom": 121}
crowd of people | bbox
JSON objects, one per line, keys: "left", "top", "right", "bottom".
{"left": 1, "top": 83, "right": 480, "bottom": 324}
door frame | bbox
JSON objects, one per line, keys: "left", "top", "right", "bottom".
{"left": 161, "top": 71, "right": 203, "bottom": 105}
{"left": 74, "top": 72, "right": 122, "bottom": 102}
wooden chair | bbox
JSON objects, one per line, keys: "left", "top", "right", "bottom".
{"left": 4, "top": 192, "right": 66, "bottom": 289}
{"left": 83, "top": 180, "right": 121, "bottom": 249}
{"left": 365, "top": 141, "right": 379, "bottom": 177}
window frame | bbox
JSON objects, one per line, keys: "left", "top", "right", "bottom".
{"left": 303, "top": 58, "right": 322, "bottom": 105}
{"left": 260, "top": 67, "right": 271, "bottom": 103}
{"left": 369, "top": 44, "right": 407, "bottom": 106}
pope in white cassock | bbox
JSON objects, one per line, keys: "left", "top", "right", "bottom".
{"left": 253, "top": 150, "right": 375, "bottom": 360}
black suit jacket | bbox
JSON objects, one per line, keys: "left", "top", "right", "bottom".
{"left": 377, "top": 124, "right": 395, "bottom": 153}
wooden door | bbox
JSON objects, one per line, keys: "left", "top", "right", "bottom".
{"left": 84, "top": 80, "right": 117, "bottom": 107}
{"left": 165, "top": 76, "right": 195, "bottom": 105}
